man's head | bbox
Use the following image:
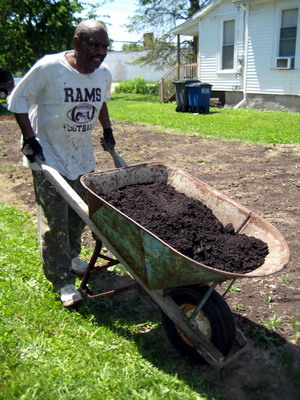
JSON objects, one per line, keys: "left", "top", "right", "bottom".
{"left": 73, "top": 20, "right": 109, "bottom": 73}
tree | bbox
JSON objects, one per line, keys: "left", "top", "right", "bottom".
{"left": 125, "top": 0, "right": 208, "bottom": 69}
{"left": 122, "top": 43, "right": 144, "bottom": 52}
{"left": 0, "top": 0, "right": 84, "bottom": 73}
{"left": 80, "top": 1, "right": 115, "bottom": 50}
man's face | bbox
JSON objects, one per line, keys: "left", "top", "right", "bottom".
{"left": 75, "top": 29, "right": 109, "bottom": 73}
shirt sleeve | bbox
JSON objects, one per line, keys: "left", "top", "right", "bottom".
{"left": 7, "top": 57, "right": 48, "bottom": 113}
{"left": 103, "top": 67, "right": 112, "bottom": 102}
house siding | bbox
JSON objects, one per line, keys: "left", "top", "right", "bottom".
{"left": 247, "top": 0, "right": 300, "bottom": 96}
{"left": 197, "top": 0, "right": 300, "bottom": 97}
{"left": 199, "top": 0, "right": 242, "bottom": 90}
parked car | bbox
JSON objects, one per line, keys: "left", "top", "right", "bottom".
{"left": 0, "top": 68, "right": 14, "bottom": 100}
{"left": 13, "top": 77, "right": 23, "bottom": 86}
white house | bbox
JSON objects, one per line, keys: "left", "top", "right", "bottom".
{"left": 171, "top": 0, "right": 300, "bottom": 112}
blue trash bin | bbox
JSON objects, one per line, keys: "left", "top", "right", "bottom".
{"left": 173, "top": 79, "right": 200, "bottom": 112}
{"left": 186, "top": 83, "right": 212, "bottom": 114}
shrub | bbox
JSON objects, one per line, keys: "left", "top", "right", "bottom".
{"left": 115, "top": 76, "right": 158, "bottom": 96}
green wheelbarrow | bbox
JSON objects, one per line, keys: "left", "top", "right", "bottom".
{"left": 39, "top": 160, "right": 289, "bottom": 368}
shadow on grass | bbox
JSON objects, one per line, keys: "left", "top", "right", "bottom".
{"left": 77, "top": 268, "right": 300, "bottom": 400}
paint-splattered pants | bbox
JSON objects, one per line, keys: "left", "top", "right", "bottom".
{"left": 32, "top": 170, "right": 86, "bottom": 291}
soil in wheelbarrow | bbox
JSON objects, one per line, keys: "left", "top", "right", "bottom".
{"left": 102, "top": 182, "right": 269, "bottom": 273}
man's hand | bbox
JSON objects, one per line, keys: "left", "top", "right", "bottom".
{"left": 101, "top": 128, "right": 115, "bottom": 151}
{"left": 22, "top": 137, "right": 45, "bottom": 163}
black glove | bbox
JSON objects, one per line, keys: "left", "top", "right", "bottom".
{"left": 22, "top": 137, "right": 45, "bottom": 163}
{"left": 101, "top": 128, "right": 115, "bottom": 151}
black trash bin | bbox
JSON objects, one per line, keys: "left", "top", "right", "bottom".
{"left": 186, "top": 83, "right": 212, "bottom": 114}
{"left": 173, "top": 79, "right": 200, "bottom": 112}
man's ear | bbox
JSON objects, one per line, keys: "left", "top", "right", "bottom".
{"left": 73, "top": 36, "right": 81, "bottom": 51}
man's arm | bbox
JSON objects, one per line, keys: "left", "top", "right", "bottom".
{"left": 98, "top": 102, "right": 111, "bottom": 129}
{"left": 99, "top": 102, "right": 115, "bottom": 150}
{"left": 14, "top": 113, "right": 35, "bottom": 139}
{"left": 14, "top": 113, "right": 45, "bottom": 162}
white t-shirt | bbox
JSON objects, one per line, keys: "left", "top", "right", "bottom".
{"left": 8, "top": 51, "right": 112, "bottom": 180}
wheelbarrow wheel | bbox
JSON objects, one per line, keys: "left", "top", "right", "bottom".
{"left": 162, "top": 285, "right": 236, "bottom": 363}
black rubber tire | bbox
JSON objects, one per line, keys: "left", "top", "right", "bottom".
{"left": 162, "top": 285, "right": 236, "bottom": 363}
{"left": 0, "top": 90, "right": 7, "bottom": 100}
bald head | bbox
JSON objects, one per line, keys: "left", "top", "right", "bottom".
{"left": 71, "top": 19, "right": 109, "bottom": 73}
{"left": 75, "top": 20, "right": 107, "bottom": 41}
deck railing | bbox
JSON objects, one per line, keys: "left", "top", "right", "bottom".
{"left": 159, "top": 63, "right": 198, "bottom": 103}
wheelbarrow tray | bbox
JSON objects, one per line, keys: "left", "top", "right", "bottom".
{"left": 81, "top": 162, "right": 289, "bottom": 291}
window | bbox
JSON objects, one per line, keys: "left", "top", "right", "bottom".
{"left": 279, "top": 8, "right": 298, "bottom": 57}
{"left": 222, "top": 20, "right": 235, "bottom": 69}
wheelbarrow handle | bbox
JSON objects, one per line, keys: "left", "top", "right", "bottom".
{"left": 34, "top": 157, "right": 104, "bottom": 240}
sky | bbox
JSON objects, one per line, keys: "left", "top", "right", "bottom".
{"left": 81, "top": 0, "right": 141, "bottom": 51}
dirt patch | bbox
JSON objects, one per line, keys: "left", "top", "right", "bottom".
{"left": 102, "top": 181, "right": 268, "bottom": 273}
{"left": 1, "top": 114, "right": 299, "bottom": 399}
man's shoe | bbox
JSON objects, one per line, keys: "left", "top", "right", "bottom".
{"left": 71, "top": 256, "right": 88, "bottom": 275}
{"left": 60, "top": 284, "right": 83, "bottom": 307}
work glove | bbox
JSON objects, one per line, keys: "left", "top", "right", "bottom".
{"left": 100, "top": 128, "right": 116, "bottom": 151}
{"left": 22, "top": 137, "right": 45, "bottom": 163}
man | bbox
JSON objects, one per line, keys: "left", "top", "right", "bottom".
{"left": 8, "top": 20, "right": 115, "bottom": 307}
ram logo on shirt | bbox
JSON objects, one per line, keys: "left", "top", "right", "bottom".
{"left": 67, "top": 103, "right": 97, "bottom": 124}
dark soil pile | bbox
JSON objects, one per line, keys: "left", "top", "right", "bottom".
{"left": 102, "top": 182, "right": 269, "bottom": 273}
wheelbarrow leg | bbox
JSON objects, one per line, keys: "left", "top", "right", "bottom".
{"left": 80, "top": 239, "right": 103, "bottom": 293}
{"left": 79, "top": 239, "right": 225, "bottom": 366}
{"left": 80, "top": 239, "right": 139, "bottom": 299}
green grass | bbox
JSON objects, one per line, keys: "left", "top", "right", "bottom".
{"left": 2, "top": 93, "right": 299, "bottom": 144}
{"left": 0, "top": 103, "right": 10, "bottom": 116}
{"left": 0, "top": 203, "right": 219, "bottom": 400}
{"left": 109, "top": 94, "right": 300, "bottom": 144}
{"left": 1, "top": 94, "right": 299, "bottom": 398}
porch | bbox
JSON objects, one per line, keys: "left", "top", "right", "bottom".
{"left": 159, "top": 63, "right": 225, "bottom": 107}
{"left": 159, "top": 63, "right": 198, "bottom": 103}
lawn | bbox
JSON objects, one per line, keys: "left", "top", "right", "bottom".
{"left": 1, "top": 94, "right": 299, "bottom": 399}
{"left": 108, "top": 93, "right": 300, "bottom": 144}
{"left": 0, "top": 204, "right": 214, "bottom": 400}
{"left": 2, "top": 94, "right": 299, "bottom": 144}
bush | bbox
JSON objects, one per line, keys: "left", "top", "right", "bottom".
{"left": 115, "top": 76, "right": 159, "bottom": 96}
